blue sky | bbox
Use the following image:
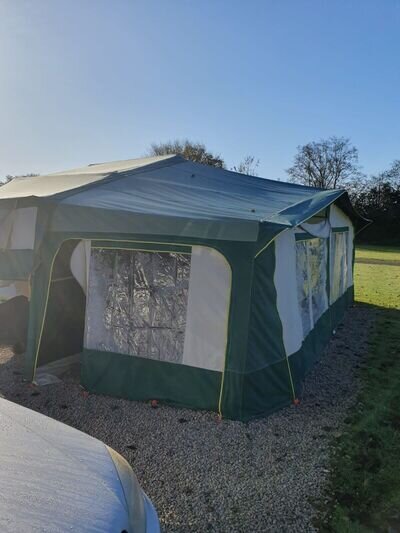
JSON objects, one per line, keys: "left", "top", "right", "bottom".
{"left": 0, "top": 0, "right": 399, "bottom": 180}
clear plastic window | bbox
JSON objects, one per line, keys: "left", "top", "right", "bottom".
{"left": 85, "top": 248, "right": 191, "bottom": 362}
{"left": 330, "top": 232, "right": 348, "bottom": 303}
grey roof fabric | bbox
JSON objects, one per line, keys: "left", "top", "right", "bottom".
{"left": 0, "top": 155, "right": 366, "bottom": 237}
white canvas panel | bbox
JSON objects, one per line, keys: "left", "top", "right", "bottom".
{"left": 70, "top": 240, "right": 91, "bottom": 294}
{"left": 182, "top": 246, "right": 231, "bottom": 372}
{"left": 299, "top": 219, "right": 331, "bottom": 238}
{"left": 9, "top": 207, "right": 37, "bottom": 249}
{"left": 274, "top": 230, "right": 304, "bottom": 356}
{"left": 330, "top": 203, "right": 352, "bottom": 227}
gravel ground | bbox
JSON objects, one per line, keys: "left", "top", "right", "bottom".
{"left": 0, "top": 304, "right": 376, "bottom": 532}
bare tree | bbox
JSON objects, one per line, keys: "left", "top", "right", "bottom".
{"left": 232, "top": 155, "right": 260, "bottom": 176}
{"left": 286, "top": 136, "right": 362, "bottom": 189}
{"left": 1, "top": 173, "right": 38, "bottom": 185}
{"left": 148, "top": 139, "right": 225, "bottom": 168}
{"left": 380, "top": 159, "right": 400, "bottom": 185}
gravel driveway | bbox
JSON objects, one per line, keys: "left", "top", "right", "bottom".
{"left": 0, "top": 304, "right": 375, "bottom": 532}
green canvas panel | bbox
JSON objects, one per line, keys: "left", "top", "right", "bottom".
{"left": 241, "top": 359, "right": 296, "bottom": 418}
{"left": 295, "top": 232, "right": 319, "bottom": 241}
{"left": 239, "top": 286, "right": 354, "bottom": 421}
{"left": 246, "top": 242, "right": 287, "bottom": 370}
{"left": 233, "top": 241, "right": 295, "bottom": 421}
{"left": 51, "top": 204, "right": 260, "bottom": 242}
{"left": 217, "top": 243, "right": 255, "bottom": 419}
{"left": 81, "top": 349, "right": 221, "bottom": 412}
{"left": 332, "top": 226, "right": 350, "bottom": 233}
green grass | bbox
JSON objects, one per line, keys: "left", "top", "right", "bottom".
{"left": 325, "top": 245, "right": 400, "bottom": 532}
{"left": 354, "top": 263, "right": 400, "bottom": 308}
{"left": 356, "top": 245, "right": 400, "bottom": 263}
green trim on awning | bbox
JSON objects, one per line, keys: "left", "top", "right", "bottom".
{"left": 91, "top": 240, "right": 192, "bottom": 254}
{"left": 51, "top": 205, "right": 260, "bottom": 242}
{"left": 295, "top": 232, "right": 320, "bottom": 241}
{"left": 332, "top": 226, "right": 349, "bottom": 233}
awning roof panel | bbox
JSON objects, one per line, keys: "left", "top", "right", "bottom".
{"left": 0, "top": 155, "right": 367, "bottom": 240}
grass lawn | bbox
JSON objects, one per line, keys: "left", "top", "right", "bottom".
{"left": 325, "top": 244, "right": 400, "bottom": 531}
{"left": 354, "top": 246, "right": 400, "bottom": 308}
{"left": 356, "top": 245, "right": 400, "bottom": 264}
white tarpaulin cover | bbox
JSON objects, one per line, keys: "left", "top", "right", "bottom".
{"left": 0, "top": 398, "right": 132, "bottom": 532}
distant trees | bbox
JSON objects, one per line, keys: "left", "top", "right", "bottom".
{"left": 286, "top": 136, "right": 399, "bottom": 243}
{"left": 286, "top": 136, "right": 362, "bottom": 189}
{"left": 148, "top": 139, "right": 225, "bottom": 168}
{"left": 148, "top": 139, "right": 261, "bottom": 176}
{"left": 349, "top": 161, "right": 400, "bottom": 243}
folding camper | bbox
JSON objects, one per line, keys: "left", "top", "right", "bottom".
{"left": 0, "top": 155, "right": 367, "bottom": 420}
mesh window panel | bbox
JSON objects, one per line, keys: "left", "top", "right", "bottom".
{"left": 85, "top": 249, "right": 191, "bottom": 363}
{"left": 296, "top": 238, "right": 328, "bottom": 338}
{"left": 296, "top": 241, "right": 312, "bottom": 337}
{"left": 308, "top": 238, "right": 328, "bottom": 325}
